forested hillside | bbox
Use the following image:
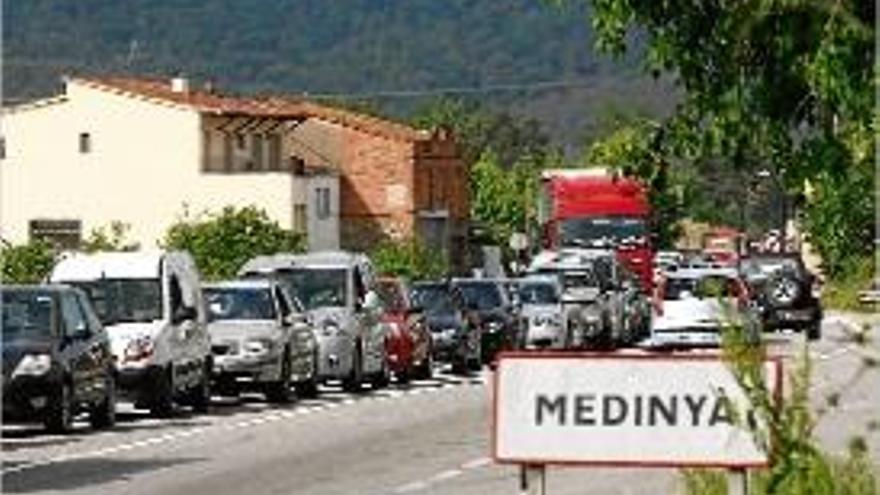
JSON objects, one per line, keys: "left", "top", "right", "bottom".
{"left": 3, "top": 0, "right": 676, "bottom": 146}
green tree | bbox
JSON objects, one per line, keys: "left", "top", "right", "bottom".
{"left": 1, "top": 240, "right": 56, "bottom": 283}
{"left": 371, "top": 238, "right": 448, "bottom": 280}
{"left": 561, "top": 0, "right": 873, "bottom": 273}
{"left": 163, "top": 206, "right": 304, "bottom": 280}
{"left": 412, "top": 97, "right": 554, "bottom": 169}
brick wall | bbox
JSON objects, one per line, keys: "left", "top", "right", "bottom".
{"left": 289, "top": 118, "right": 469, "bottom": 268}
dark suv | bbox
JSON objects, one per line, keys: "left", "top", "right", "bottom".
{"left": 2, "top": 285, "right": 116, "bottom": 433}
{"left": 451, "top": 278, "right": 524, "bottom": 364}
{"left": 740, "top": 254, "right": 822, "bottom": 340}
{"left": 410, "top": 281, "right": 481, "bottom": 374}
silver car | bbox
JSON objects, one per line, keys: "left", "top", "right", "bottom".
{"left": 204, "top": 279, "right": 318, "bottom": 402}
{"left": 239, "top": 251, "right": 389, "bottom": 392}
{"left": 518, "top": 276, "right": 568, "bottom": 350}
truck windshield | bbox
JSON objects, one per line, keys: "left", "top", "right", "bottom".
{"left": 277, "top": 268, "right": 348, "bottom": 310}
{"left": 559, "top": 216, "right": 646, "bottom": 247}
{"left": 2, "top": 289, "right": 55, "bottom": 339}
{"left": 69, "top": 279, "right": 162, "bottom": 324}
{"left": 204, "top": 288, "right": 276, "bottom": 321}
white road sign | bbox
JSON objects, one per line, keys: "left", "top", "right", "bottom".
{"left": 493, "top": 353, "right": 781, "bottom": 467}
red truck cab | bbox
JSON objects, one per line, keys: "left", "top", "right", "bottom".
{"left": 539, "top": 169, "right": 654, "bottom": 292}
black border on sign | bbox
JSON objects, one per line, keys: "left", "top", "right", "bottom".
{"left": 490, "top": 351, "right": 783, "bottom": 469}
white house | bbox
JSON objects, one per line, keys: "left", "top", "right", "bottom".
{"left": 1, "top": 75, "right": 341, "bottom": 251}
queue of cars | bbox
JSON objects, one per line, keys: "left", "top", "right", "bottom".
{"left": 1, "top": 241, "right": 824, "bottom": 435}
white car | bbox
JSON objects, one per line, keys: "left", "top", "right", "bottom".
{"left": 49, "top": 250, "right": 212, "bottom": 416}
{"left": 651, "top": 268, "right": 756, "bottom": 348}
{"left": 518, "top": 276, "right": 567, "bottom": 349}
{"left": 204, "top": 279, "right": 318, "bottom": 402}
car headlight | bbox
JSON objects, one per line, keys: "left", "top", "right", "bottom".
{"left": 484, "top": 321, "right": 503, "bottom": 333}
{"left": 124, "top": 335, "right": 154, "bottom": 362}
{"left": 244, "top": 339, "right": 272, "bottom": 356}
{"left": 12, "top": 354, "right": 52, "bottom": 377}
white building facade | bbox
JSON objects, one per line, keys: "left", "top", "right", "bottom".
{"left": 1, "top": 76, "right": 340, "bottom": 252}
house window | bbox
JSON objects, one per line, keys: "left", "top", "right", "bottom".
{"left": 79, "top": 133, "right": 91, "bottom": 154}
{"left": 293, "top": 204, "right": 307, "bottom": 234}
{"left": 29, "top": 219, "right": 82, "bottom": 249}
{"left": 315, "top": 188, "right": 331, "bottom": 220}
{"left": 0, "top": 136, "right": 6, "bottom": 160}
{"left": 268, "top": 135, "right": 281, "bottom": 171}
{"left": 235, "top": 134, "right": 246, "bottom": 150}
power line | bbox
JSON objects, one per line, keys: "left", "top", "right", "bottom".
{"left": 303, "top": 78, "right": 600, "bottom": 100}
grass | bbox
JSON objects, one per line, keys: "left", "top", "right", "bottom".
{"left": 822, "top": 256, "right": 876, "bottom": 313}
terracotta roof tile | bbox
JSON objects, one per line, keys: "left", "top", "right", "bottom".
{"left": 68, "top": 75, "right": 432, "bottom": 142}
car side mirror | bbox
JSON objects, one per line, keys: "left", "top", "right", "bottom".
{"left": 67, "top": 322, "right": 91, "bottom": 341}
{"left": 172, "top": 305, "right": 197, "bottom": 325}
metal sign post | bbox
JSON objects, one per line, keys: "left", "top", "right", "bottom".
{"left": 519, "top": 464, "right": 546, "bottom": 495}
{"left": 728, "top": 468, "right": 748, "bottom": 495}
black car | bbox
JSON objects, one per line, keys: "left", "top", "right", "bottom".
{"left": 2, "top": 285, "right": 117, "bottom": 433}
{"left": 451, "top": 278, "right": 524, "bottom": 364}
{"left": 410, "top": 281, "right": 481, "bottom": 374}
{"left": 740, "top": 254, "right": 822, "bottom": 340}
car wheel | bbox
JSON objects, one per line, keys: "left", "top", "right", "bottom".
{"left": 416, "top": 350, "right": 433, "bottom": 380}
{"left": 46, "top": 381, "right": 74, "bottom": 434}
{"left": 265, "top": 353, "right": 292, "bottom": 404}
{"left": 372, "top": 358, "right": 391, "bottom": 389}
{"left": 451, "top": 355, "right": 467, "bottom": 375}
{"left": 297, "top": 349, "right": 321, "bottom": 399}
{"left": 806, "top": 322, "right": 822, "bottom": 341}
{"left": 149, "top": 367, "right": 176, "bottom": 418}
{"left": 342, "top": 343, "right": 364, "bottom": 393}
{"left": 89, "top": 373, "right": 117, "bottom": 430}
{"left": 188, "top": 360, "right": 212, "bottom": 413}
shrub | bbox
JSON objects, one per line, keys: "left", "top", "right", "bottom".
{"left": 81, "top": 221, "right": 140, "bottom": 252}
{"left": 681, "top": 319, "right": 877, "bottom": 494}
{"left": 163, "top": 206, "right": 304, "bottom": 280}
{"left": 371, "top": 238, "right": 448, "bottom": 281}
{"left": 1, "top": 240, "right": 56, "bottom": 283}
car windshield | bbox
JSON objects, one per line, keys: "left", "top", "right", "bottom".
{"left": 518, "top": 282, "right": 558, "bottom": 304}
{"left": 411, "top": 285, "right": 454, "bottom": 314}
{"left": 376, "top": 280, "right": 406, "bottom": 313}
{"left": 559, "top": 216, "right": 646, "bottom": 247}
{"left": 2, "top": 289, "right": 55, "bottom": 338}
{"left": 69, "top": 279, "right": 162, "bottom": 324}
{"left": 204, "top": 287, "right": 276, "bottom": 321}
{"left": 456, "top": 282, "right": 504, "bottom": 311}
{"left": 277, "top": 268, "right": 348, "bottom": 310}
{"left": 664, "top": 276, "right": 739, "bottom": 300}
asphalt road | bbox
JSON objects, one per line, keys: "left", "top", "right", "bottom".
{"left": 2, "top": 313, "right": 878, "bottom": 495}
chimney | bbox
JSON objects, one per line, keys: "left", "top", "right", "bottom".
{"left": 171, "top": 76, "right": 190, "bottom": 94}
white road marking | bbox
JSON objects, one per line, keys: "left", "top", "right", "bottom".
{"left": 430, "top": 469, "right": 463, "bottom": 482}
{"left": 1, "top": 368, "right": 487, "bottom": 477}
{"left": 461, "top": 457, "right": 491, "bottom": 470}
{"left": 394, "top": 480, "right": 430, "bottom": 493}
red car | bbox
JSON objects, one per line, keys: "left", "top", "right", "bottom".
{"left": 375, "top": 277, "right": 433, "bottom": 382}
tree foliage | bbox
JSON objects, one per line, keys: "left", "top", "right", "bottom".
{"left": 81, "top": 221, "right": 140, "bottom": 253}
{"left": 568, "top": 0, "right": 874, "bottom": 274}
{"left": 163, "top": 206, "right": 304, "bottom": 281}
{"left": 370, "top": 238, "right": 448, "bottom": 281}
{"left": 412, "top": 97, "right": 553, "bottom": 168}
{"left": 1, "top": 240, "right": 56, "bottom": 284}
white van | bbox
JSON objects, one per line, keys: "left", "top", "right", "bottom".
{"left": 49, "top": 250, "right": 212, "bottom": 416}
